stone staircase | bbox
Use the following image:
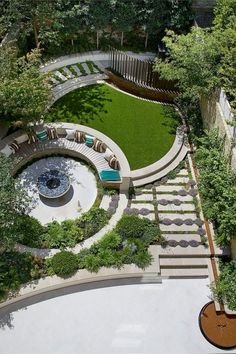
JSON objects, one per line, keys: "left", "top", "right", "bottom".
{"left": 159, "top": 256, "right": 209, "bottom": 278}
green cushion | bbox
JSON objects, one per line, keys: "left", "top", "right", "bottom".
{"left": 36, "top": 130, "right": 48, "bottom": 141}
{"left": 85, "top": 137, "right": 94, "bottom": 143}
{"left": 99, "top": 170, "right": 121, "bottom": 181}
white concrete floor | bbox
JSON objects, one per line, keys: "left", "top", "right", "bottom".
{"left": 17, "top": 157, "right": 97, "bottom": 224}
{"left": 1, "top": 279, "right": 234, "bottom": 354}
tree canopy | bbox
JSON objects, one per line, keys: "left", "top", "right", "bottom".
{"left": 0, "top": 46, "right": 51, "bottom": 126}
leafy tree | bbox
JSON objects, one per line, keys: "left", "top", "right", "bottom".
{"left": 0, "top": 46, "right": 51, "bottom": 126}
{"left": 0, "top": 155, "right": 29, "bottom": 250}
{"left": 87, "top": 0, "right": 112, "bottom": 49}
{"left": 113, "top": 1, "right": 137, "bottom": 47}
{"left": 1, "top": 0, "right": 65, "bottom": 48}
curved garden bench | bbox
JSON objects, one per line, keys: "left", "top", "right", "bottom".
{"left": 0, "top": 123, "right": 131, "bottom": 191}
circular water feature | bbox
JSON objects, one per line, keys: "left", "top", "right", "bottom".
{"left": 38, "top": 170, "right": 70, "bottom": 198}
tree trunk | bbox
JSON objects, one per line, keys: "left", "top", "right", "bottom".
{"left": 96, "top": 30, "right": 99, "bottom": 49}
{"left": 145, "top": 32, "right": 148, "bottom": 49}
{"left": 71, "top": 38, "right": 74, "bottom": 47}
{"left": 33, "top": 19, "right": 39, "bottom": 48}
{"left": 121, "top": 31, "right": 124, "bottom": 47}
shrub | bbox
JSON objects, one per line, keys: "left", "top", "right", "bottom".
{"left": 195, "top": 130, "right": 236, "bottom": 245}
{"left": 211, "top": 260, "right": 236, "bottom": 311}
{"left": 14, "top": 215, "right": 46, "bottom": 248}
{"left": 42, "top": 220, "right": 83, "bottom": 249}
{"left": 51, "top": 251, "right": 78, "bottom": 277}
{"left": 133, "top": 249, "right": 153, "bottom": 269}
{"left": 0, "top": 251, "right": 45, "bottom": 299}
{"left": 116, "top": 215, "right": 151, "bottom": 239}
{"left": 77, "top": 208, "right": 109, "bottom": 238}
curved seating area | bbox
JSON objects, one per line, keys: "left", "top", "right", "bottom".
{"left": 0, "top": 123, "right": 131, "bottom": 191}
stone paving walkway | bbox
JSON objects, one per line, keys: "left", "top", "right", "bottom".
{"left": 49, "top": 60, "right": 103, "bottom": 87}
{"left": 128, "top": 158, "right": 208, "bottom": 250}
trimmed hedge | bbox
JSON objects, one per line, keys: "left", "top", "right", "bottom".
{"left": 51, "top": 251, "right": 78, "bottom": 277}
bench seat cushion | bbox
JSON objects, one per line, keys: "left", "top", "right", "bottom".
{"left": 99, "top": 170, "right": 121, "bottom": 181}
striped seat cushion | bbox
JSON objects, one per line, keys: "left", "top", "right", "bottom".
{"left": 108, "top": 156, "right": 120, "bottom": 170}
{"left": 74, "top": 131, "right": 85, "bottom": 143}
{"left": 93, "top": 138, "right": 105, "bottom": 153}
{"left": 28, "top": 134, "right": 38, "bottom": 144}
{"left": 47, "top": 127, "right": 58, "bottom": 140}
{"left": 9, "top": 141, "right": 20, "bottom": 152}
{"left": 36, "top": 130, "right": 48, "bottom": 141}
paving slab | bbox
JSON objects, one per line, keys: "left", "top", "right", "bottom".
{"left": 130, "top": 203, "right": 154, "bottom": 211}
{"left": 156, "top": 185, "right": 187, "bottom": 192}
{"left": 160, "top": 224, "right": 199, "bottom": 232}
{"left": 166, "top": 177, "right": 189, "bottom": 184}
{"left": 62, "top": 67, "right": 74, "bottom": 79}
{"left": 134, "top": 194, "right": 154, "bottom": 201}
{"left": 71, "top": 64, "right": 82, "bottom": 76}
{"left": 54, "top": 70, "right": 68, "bottom": 81}
{"left": 158, "top": 203, "right": 196, "bottom": 211}
{"left": 159, "top": 213, "right": 197, "bottom": 220}
{"left": 156, "top": 194, "right": 193, "bottom": 202}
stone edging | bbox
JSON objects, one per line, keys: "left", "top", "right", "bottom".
{"left": 0, "top": 246, "right": 160, "bottom": 309}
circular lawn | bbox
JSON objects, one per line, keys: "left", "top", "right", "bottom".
{"left": 46, "top": 83, "right": 178, "bottom": 170}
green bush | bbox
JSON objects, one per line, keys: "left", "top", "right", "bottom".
{"left": 195, "top": 130, "right": 236, "bottom": 246}
{"left": 77, "top": 208, "right": 109, "bottom": 239}
{"left": 51, "top": 251, "right": 78, "bottom": 277}
{"left": 116, "top": 215, "right": 151, "bottom": 239}
{"left": 116, "top": 215, "right": 162, "bottom": 244}
{"left": 42, "top": 220, "right": 83, "bottom": 249}
{"left": 14, "top": 215, "right": 46, "bottom": 248}
{"left": 0, "top": 251, "right": 45, "bottom": 299}
{"left": 211, "top": 260, "right": 236, "bottom": 311}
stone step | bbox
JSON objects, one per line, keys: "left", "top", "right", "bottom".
{"left": 163, "top": 233, "right": 201, "bottom": 242}
{"left": 159, "top": 213, "right": 197, "bottom": 220}
{"left": 161, "top": 267, "right": 209, "bottom": 278}
{"left": 160, "top": 257, "right": 208, "bottom": 268}
{"left": 133, "top": 144, "right": 188, "bottom": 187}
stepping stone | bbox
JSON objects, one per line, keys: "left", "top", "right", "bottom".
{"left": 178, "top": 169, "right": 189, "bottom": 176}
{"left": 50, "top": 77, "right": 60, "bottom": 85}
{"left": 54, "top": 70, "right": 67, "bottom": 81}
{"left": 156, "top": 194, "right": 193, "bottom": 202}
{"left": 72, "top": 65, "right": 82, "bottom": 77}
{"left": 156, "top": 185, "right": 184, "bottom": 192}
{"left": 62, "top": 67, "right": 75, "bottom": 79}
{"left": 80, "top": 62, "right": 90, "bottom": 74}
{"left": 158, "top": 203, "right": 196, "bottom": 211}
{"left": 135, "top": 194, "right": 153, "bottom": 201}
{"left": 166, "top": 177, "right": 189, "bottom": 184}
{"left": 159, "top": 213, "right": 196, "bottom": 220}
{"left": 160, "top": 224, "right": 199, "bottom": 232}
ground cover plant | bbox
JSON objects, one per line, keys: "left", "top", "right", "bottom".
{"left": 17, "top": 208, "right": 109, "bottom": 249}
{"left": 46, "top": 83, "right": 177, "bottom": 169}
{"left": 211, "top": 260, "right": 236, "bottom": 311}
{"left": 47, "top": 215, "right": 164, "bottom": 276}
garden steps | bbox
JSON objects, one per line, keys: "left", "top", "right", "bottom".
{"left": 160, "top": 267, "right": 209, "bottom": 278}
{"left": 159, "top": 255, "right": 209, "bottom": 278}
{"left": 161, "top": 233, "right": 200, "bottom": 242}
{"left": 132, "top": 144, "right": 188, "bottom": 187}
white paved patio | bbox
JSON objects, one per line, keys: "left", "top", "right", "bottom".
{"left": 0, "top": 279, "right": 234, "bottom": 354}
{"left": 17, "top": 156, "right": 97, "bottom": 224}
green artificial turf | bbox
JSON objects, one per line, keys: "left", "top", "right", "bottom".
{"left": 46, "top": 84, "right": 179, "bottom": 169}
